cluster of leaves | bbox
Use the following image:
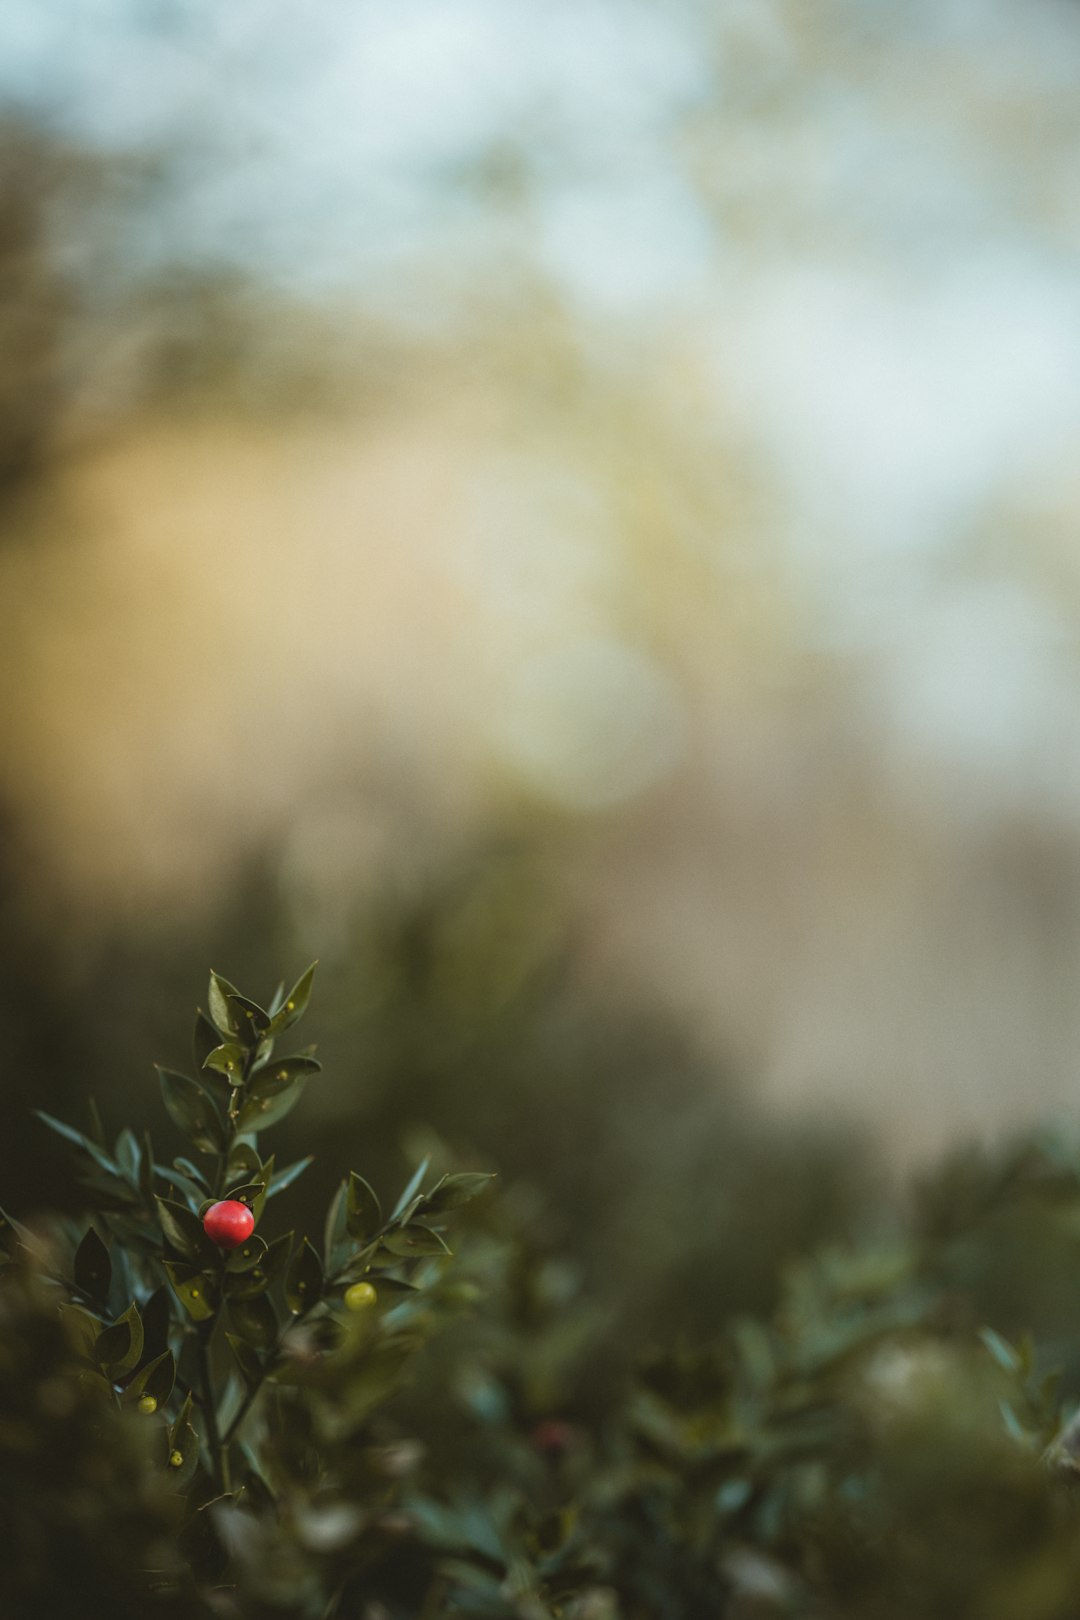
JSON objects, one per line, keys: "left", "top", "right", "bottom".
{"left": 12, "top": 962, "right": 1080, "bottom": 1618}
{"left": 379, "top": 1139, "right": 1080, "bottom": 1619}
{"left": 1, "top": 965, "right": 493, "bottom": 1616}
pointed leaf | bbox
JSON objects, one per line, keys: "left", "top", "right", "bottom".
{"left": 156, "top": 1197, "right": 216, "bottom": 1268}
{"left": 140, "top": 1286, "right": 172, "bottom": 1363}
{"left": 227, "top": 992, "right": 272, "bottom": 1040}
{"left": 324, "top": 1180, "right": 348, "bottom": 1268}
{"left": 35, "top": 1111, "right": 118, "bottom": 1176}
{"left": 980, "top": 1326, "right": 1022, "bottom": 1374}
{"left": 139, "top": 1129, "right": 155, "bottom": 1202}
{"left": 236, "top": 1077, "right": 306, "bottom": 1134}
{"left": 267, "top": 962, "right": 317, "bottom": 1036}
{"left": 248, "top": 1056, "right": 321, "bottom": 1102}
{"left": 208, "top": 970, "right": 243, "bottom": 1037}
{"left": 157, "top": 1069, "right": 224, "bottom": 1153}
{"left": 391, "top": 1156, "right": 431, "bottom": 1221}
{"left": 203, "top": 1043, "right": 247, "bottom": 1085}
{"left": 124, "top": 1349, "right": 175, "bottom": 1407}
{"left": 193, "top": 1008, "right": 222, "bottom": 1073}
{"left": 227, "top": 1232, "right": 290, "bottom": 1300}
{"left": 60, "top": 1302, "right": 102, "bottom": 1360}
{"left": 87, "top": 1096, "right": 106, "bottom": 1147}
{"left": 380, "top": 1224, "right": 452, "bottom": 1259}
{"left": 114, "top": 1128, "right": 141, "bottom": 1183}
{"left": 164, "top": 1262, "right": 217, "bottom": 1322}
{"left": 95, "top": 1302, "right": 143, "bottom": 1377}
{"left": 168, "top": 1392, "right": 199, "bottom": 1486}
{"left": 285, "top": 1238, "right": 323, "bottom": 1316}
{"left": 153, "top": 1163, "right": 206, "bottom": 1206}
{"left": 346, "top": 1173, "right": 382, "bottom": 1245}
{"left": 226, "top": 1234, "right": 268, "bottom": 1275}
{"left": 228, "top": 1291, "right": 278, "bottom": 1351}
{"left": 221, "top": 1177, "right": 270, "bottom": 1224}
{"left": 226, "top": 1333, "right": 264, "bottom": 1389}
{"left": 74, "top": 1226, "right": 111, "bottom": 1303}
{"left": 269, "top": 1157, "right": 313, "bottom": 1198}
{"left": 419, "top": 1173, "right": 495, "bottom": 1215}
{"left": 363, "top": 1273, "right": 419, "bottom": 1294}
{"left": 226, "top": 1141, "right": 261, "bottom": 1184}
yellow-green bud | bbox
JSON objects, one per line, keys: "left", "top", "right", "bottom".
{"left": 137, "top": 1394, "right": 158, "bottom": 1415}
{"left": 345, "top": 1281, "right": 378, "bottom": 1311}
{"left": 168, "top": 1449, "right": 183, "bottom": 1468}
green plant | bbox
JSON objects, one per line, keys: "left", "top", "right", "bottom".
{"left": 2, "top": 965, "right": 493, "bottom": 1616}
{"left": 12, "top": 959, "right": 1080, "bottom": 1619}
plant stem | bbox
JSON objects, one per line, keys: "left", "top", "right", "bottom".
{"left": 200, "top": 1030, "right": 265, "bottom": 1478}
{"left": 222, "top": 1305, "right": 308, "bottom": 1446}
{"left": 222, "top": 1363, "right": 266, "bottom": 1446}
{"left": 197, "top": 1319, "right": 229, "bottom": 1494}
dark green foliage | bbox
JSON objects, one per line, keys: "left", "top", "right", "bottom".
{"left": 12, "top": 956, "right": 1080, "bottom": 1617}
{"left": 3, "top": 964, "right": 492, "bottom": 1617}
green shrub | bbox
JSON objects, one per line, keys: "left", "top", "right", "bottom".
{"left": 8, "top": 963, "right": 1080, "bottom": 1618}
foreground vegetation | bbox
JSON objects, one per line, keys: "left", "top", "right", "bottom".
{"left": 6, "top": 961, "right": 1080, "bottom": 1619}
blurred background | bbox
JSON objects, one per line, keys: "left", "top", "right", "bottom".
{"left": 3, "top": 0, "right": 1080, "bottom": 1337}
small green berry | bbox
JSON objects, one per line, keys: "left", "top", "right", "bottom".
{"left": 345, "top": 1281, "right": 378, "bottom": 1311}
{"left": 137, "top": 1394, "right": 158, "bottom": 1415}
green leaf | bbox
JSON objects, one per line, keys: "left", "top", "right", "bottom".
{"left": 226, "top": 1333, "right": 264, "bottom": 1389}
{"left": 140, "top": 1285, "right": 172, "bottom": 1363}
{"left": 208, "top": 970, "right": 243, "bottom": 1037}
{"left": 168, "top": 1393, "right": 199, "bottom": 1487}
{"left": 203, "top": 1043, "right": 247, "bottom": 1085}
{"left": 157, "top": 1069, "right": 224, "bottom": 1153}
{"left": 285, "top": 1238, "right": 324, "bottom": 1316}
{"left": 60, "top": 1302, "right": 102, "bottom": 1360}
{"left": 267, "top": 963, "right": 318, "bottom": 1035}
{"left": 222, "top": 1177, "right": 270, "bottom": 1225}
{"left": 35, "top": 1111, "right": 118, "bottom": 1177}
{"left": 228, "top": 1291, "right": 278, "bottom": 1351}
{"left": 227, "top": 1232, "right": 291, "bottom": 1300}
{"left": 365, "top": 1273, "right": 419, "bottom": 1295}
{"left": 225, "top": 1141, "right": 262, "bottom": 1184}
{"left": 980, "top": 1326, "right": 1022, "bottom": 1374}
{"left": 164, "top": 1262, "right": 217, "bottom": 1322}
{"left": 0, "top": 1204, "right": 34, "bottom": 1254}
{"left": 114, "top": 1128, "right": 141, "bottom": 1184}
{"left": 236, "top": 1077, "right": 307, "bottom": 1134}
{"left": 227, "top": 992, "right": 272, "bottom": 1040}
{"left": 153, "top": 1163, "right": 206, "bottom": 1206}
{"left": 74, "top": 1226, "right": 111, "bottom": 1303}
{"left": 87, "top": 1096, "right": 106, "bottom": 1147}
{"left": 226, "top": 1234, "right": 268, "bottom": 1274}
{"left": 418, "top": 1172, "right": 496, "bottom": 1215}
{"left": 193, "top": 1008, "right": 222, "bottom": 1073}
{"left": 156, "top": 1197, "right": 216, "bottom": 1268}
{"left": 95, "top": 1302, "right": 144, "bottom": 1378}
{"left": 175, "top": 1156, "right": 210, "bottom": 1189}
{"left": 391, "top": 1156, "right": 431, "bottom": 1221}
{"left": 380, "top": 1225, "right": 453, "bottom": 1259}
{"left": 268, "top": 1157, "right": 314, "bottom": 1198}
{"left": 124, "top": 1349, "right": 176, "bottom": 1407}
{"left": 346, "top": 1173, "right": 382, "bottom": 1244}
{"left": 324, "top": 1180, "right": 349, "bottom": 1269}
{"left": 248, "top": 1056, "right": 321, "bottom": 1102}
{"left": 139, "top": 1129, "right": 155, "bottom": 1202}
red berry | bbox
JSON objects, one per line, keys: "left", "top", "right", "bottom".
{"left": 531, "top": 1420, "right": 576, "bottom": 1457}
{"left": 202, "top": 1199, "right": 255, "bottom": 1250}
